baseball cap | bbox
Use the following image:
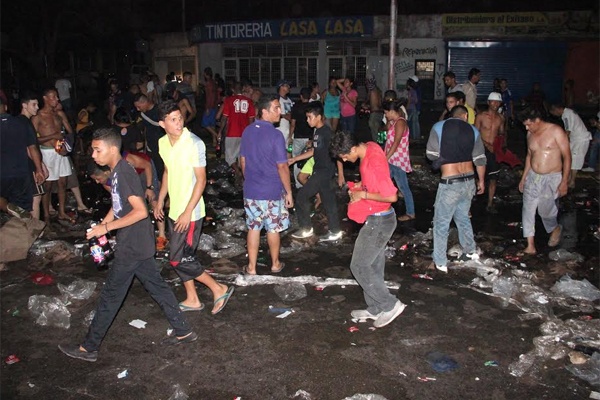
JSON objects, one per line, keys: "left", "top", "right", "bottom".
{"left": 409, "top": 75, "right": 419, "bottom": 83}
{"left": 276, "top": 79, "right": 291, "bottom": 88}
{"left": 488, "top": 92, "right": 502, "bottom": 102}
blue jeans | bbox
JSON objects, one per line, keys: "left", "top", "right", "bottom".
{"left": 340, "top": 114, "right": 357, "bottom": 135}
{"left": 389, "top": 164, "right": 415, "bottom": 216}
{"left": 432, "top": 179, "right": 477, "bottom": 266}
{"left": 588, "top": 140, "right": 600, "bottom": 171}
{"left": 82, "top": 256, "right": 191, "bottom": 352}
{"left": 408, "top": 110, "right": 420, "bottom": 140}
{"left": 350, "top": 210, "right": 398, "bottom": 314}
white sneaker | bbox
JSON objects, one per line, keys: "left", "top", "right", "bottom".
{"left": 351, "top": 309, "right": 379, "bottom": 320}
{"left": 456, "top": 252, "right": 479, "bottom": 262}
{"left": 373, "top": 300, "right": 407, "bottom": 328}
{"left": 319, "top": 230, "right": 342, "bottom": 242}
{"left": 291, "top": 228, "right": 314, "bottom": 239}
{"left": 436, "top": 264, "right": 448, "bottom": 273}
{"left": 6, "top": 203, "right": 30, "bottom": 219}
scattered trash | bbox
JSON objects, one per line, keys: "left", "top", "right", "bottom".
{"left": 129, "top": 319, "right": 147, "bottom": 329}
{"left": 412, "top": 273, "right": 433, "bottom": 280}
{"left": 29, "top": 240, "right": 80, "bottom": 263}
{"left": 399, "top": 244, "right": 408, "bottom": 251}
{"left": 27, "top": 295, "right": 71, "bottom": 329}
{"left": 590, "top": 391, "right": 600, "bottom": 400}
{"left": 117, "top": 369, "right": 128, "bottom": 379}
{"left": 268, "top": 306, "right": 293, "bottom": 314}
{"left": 57, "top": 279, "right": 97, "bottom": 301}
{"left": 566, "top": 352, "right": 600, "bottom": 386}
{"left": 29, "top": 272, "right": 54, "bottom": 286}
{"left": 548, "top": 249, "right": 584, "bottom": 262}
{"left": 417, "top": 377, "right": 437, "bottom": 382}
{"left": 314, "top": 286, "right": 325, "bottom": 291}
{"left": 292, "top": 389, "right": 313, "bottom": 399}
{"left": 232, "top": 274, "right": 400, "bottom": 290}
{"left": 484, "top": 361, "right": 499, "bottom": 367}
{"left": 348, "top": 326, "right": 359, "bottom": 333}
{"left": 276, "top": 311, "right": 293, "bottom": 319}
{"left": 426, "top": 351, "right": 459, "bottom": 372}
{"left": 168, "top": 383, "right": 189, "bottom": 400}
{"left": 569, "top": 351, "right": 589, "bottom": 365}
{"left": 550, "top": 275, "right": 600, "bottom": 302}
{"left": 274, "top": 283, "right": 307, "bottom": 302}
{"left": 342, "top": 394, "right": 388, "bottom": 400}
{"left": 5, "top": 354, "right": 20, "bottom": 364}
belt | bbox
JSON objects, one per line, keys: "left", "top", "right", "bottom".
{"left": 440, "top": 175, "right": 475, "bottom": 184}
{"left": 372, "top": 208, "right": 394, "bottom": 216}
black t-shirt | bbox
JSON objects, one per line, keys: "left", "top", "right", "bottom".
{"left": 111, "top": 158, "right": 155, "bottom": 260}
{"left": 141, "top": 106, "right": 165, "bottom": 154}
{"left": 1, "top": 114, "right": 36, "bottom": 178}
{"left": 312, "top": 124, "right": 336, "bottom": 177}
{"left": 113, "top": 124, "right": 143, "bottom": 152}
{"left": 291, "top": 102, "right": 313, "bottom": 139}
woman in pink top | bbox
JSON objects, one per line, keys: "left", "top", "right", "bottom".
{"left": 383, "top": 98, "right": 415, "bottom": 221}
{"left": 337, "top": 76, "right": 358, "bottom": 134}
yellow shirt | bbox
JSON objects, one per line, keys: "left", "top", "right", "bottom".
{"left": 158, "top": 128, "right": 206, "bottom": 221}
{"left": 466, "top": 105, "right": 476, "bottom": 125}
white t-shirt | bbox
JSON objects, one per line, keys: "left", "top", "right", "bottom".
{"left": 55, "top": 79, "right": 72, "bottom": 100}
{"left": 277, "top": 96, "right": 294, "bottom": 142}
{"left": 562, "top": 108, "right": 591, "bottom": 142}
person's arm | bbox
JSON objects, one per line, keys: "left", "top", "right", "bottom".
{"left": 240, "top": 156, "right": 246, "bottom": 176}
{"left": 336, "top": 78, "right": 345, "bottom": 91}
{"left": 288, "top": 148, "right": 314, "bottom": 165}
{"left": 336, "top": 160, "right": 345, "bottom": 187}
{"left": 218, "top": 115, "right": 228, "bottom": 140}
{"left": 426, "top": 126, "right": 440, "bottom": 161}
{"left": 86, "top": 208, "right": 116, "bottom": 239}
{"left": 154, "top": 165, "right": 169, "bottom": 221}
{"left": 27, "top": 145, "right": 45, "bottom": 184}
{"left": 277, "top": 162, "right": 294, "bottom": 208}
{"left": 289, "top": 118, "right": 296, "bottom": 146}
{"left": 346, "top": 90, "right": 358, "bottom": 108}
{"left": 126, "top": 153, "right": 155, "bottom": 202}
{"left": 87, "top": 197, "right": 147, "bottom": 240}
{"left": 556, "top": 129, "right": 571, "bottom": 197}
{"left": 472, "top": 133, "right": 487, "bottom": 194}
{"left": 174, "top": 166, "right": 205, "bottom": 233}
{"left": 519, "top": 139, "right": 532, "bottom": 194}
{"left": 184, "top": 98, "right": 196, "bottom": 124}
{"left": 57, "top": 110, "right": 73, "bottom": 135}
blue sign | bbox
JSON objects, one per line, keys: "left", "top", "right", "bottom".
{"left": 190, "top": 16, "right": 374, "bottom": 43}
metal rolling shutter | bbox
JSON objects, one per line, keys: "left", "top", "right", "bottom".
{"left": 448, "top": 41, "right": 567, "bottom": 105}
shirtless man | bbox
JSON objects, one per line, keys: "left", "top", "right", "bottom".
{"left": 475, "top": 92, "right": 504, "bottom": 213}
{"left": 172, "top": 90, "right": 196, "bottom": 127}
{"left": 518, "top": 108, "right": 571, "bottom": 255}
{"left": 362, "top": 78, "right": 383, "bottom": 142}
{"left": 32, "top": 88, "right": 73, "bottom": 223}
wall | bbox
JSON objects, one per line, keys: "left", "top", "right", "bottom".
{"left": 563, "top": 41, "right": 600, "bottom": 107}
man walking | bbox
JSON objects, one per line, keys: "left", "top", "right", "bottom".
{"left": 462, "top": 68, "right": 481, "bottom": 111}
{"left": 58, "top": 128, "right": 197, "bottom": 362}
{"left": 518, "top": 108, "right": 570, "bottom": 255}
{"left": 240, "top": 95, "right": 293, "bottom": 275}
{"left": 426, "top": 106, "right": 487, "bottom": 272}
{"left": 154, "top": 101, "right": 234, "bottom": 314}
{"left": 549, "top": 104, "right": 592, "bottom": 189}
{"left": 329, "top": 130, "right": 405, "bottom": 328}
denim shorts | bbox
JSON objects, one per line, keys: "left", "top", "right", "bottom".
{"left": 244, "top": 197, "right": 290, "bottom": 233}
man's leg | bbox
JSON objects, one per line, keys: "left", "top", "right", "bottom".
{"left": 295, "top": 176, "right": 320, "bottom": 230}
{"left": 168, "top": 219, "right": 204, "bottom": 309}
{"left": 264, "top": 197, "right": 289, "bottom": 272}
{"left": 57, "top": 176, "right": 68, "bottom": 218}
{"left": 246, "top": 228, "right": 260, "bottom": 274}
{"left": 349, "top": 212, "right": 398, "bottom": 314}
{"left": 81, "top": 258, "right": 138, "bottom": 352}
{"left": 266, "top": 232, "right": 283, "bottom": 272}
{"left": 432, "top": 184, "right": 458, "bottom": 267}
{"left": 292, "top": 138, "right": 308, "bottom": 188}
{"left": 454, "top": 181, "right": 477, "bottom": 254}
{"left": 193, "top": 272, "right": 228, "bottom": 314}
{"left": 316, "top": 174, "right": 340, "bottom": 232}
{"left": 487, "top": 178, "right": 497, "bottom": 209}
{"left": 42, "top": 181, "right": 54, "bottom": 223}
{"left": 521, "top": 173, "right": 539, "bottom": 254}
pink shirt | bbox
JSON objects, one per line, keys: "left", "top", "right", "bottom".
{"left": 384, "top": 118, "right": 412, "bottom": 173}
{"left": 340, "top": 89, "right": 358, "bottom": 117}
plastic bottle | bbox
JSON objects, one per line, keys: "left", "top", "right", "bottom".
{"left": 87, "top": 228, "right": 108, "bottom": 270}
{"left": 287, "top": 143, "right": 293, "bottom": 153}
{"left": 91, "top": 222, "right": 114, "bottom": 261}
{"left": 215, "top": 142, "right": 222, "bottom": 158}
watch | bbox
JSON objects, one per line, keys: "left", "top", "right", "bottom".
{"left": 147, "top": 185, "right": 155, "bottom": 190}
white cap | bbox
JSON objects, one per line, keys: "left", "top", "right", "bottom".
{"left": 488, "top": 92, "right": 502, "bottom": 102}
{"left": 409, "top": 75, "right": 419, "bottom": 83}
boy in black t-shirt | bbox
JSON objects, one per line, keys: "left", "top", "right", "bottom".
{"left": 58, "top": 128, "right": 196, "bottom": 362}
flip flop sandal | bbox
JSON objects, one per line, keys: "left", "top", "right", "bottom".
{"left": 179, "top": 302, "right": 205, "bottom": 312}
{"left": 271, "top": 262, "right": 285, "bottom": 274}
{"left": 212, "top": 286, "right": 235, "bottom": 315}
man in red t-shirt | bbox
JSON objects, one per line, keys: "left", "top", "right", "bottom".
{"left": 218, "top": 81, "right": 256, "bottom": 178}
{"left": 330, "top": 131, "right": 407, "bottom": 328}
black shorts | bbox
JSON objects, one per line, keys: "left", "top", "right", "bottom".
{"left": 485, "top": 148, "right": 500, "bottom": 178}
{"left": 0, "top": 175, "right": 34, "bottom": 211}
{"left": 168, "top": 218, "right": 205, "bottom": 282}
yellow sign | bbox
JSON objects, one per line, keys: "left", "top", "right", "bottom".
{"left": 443, "top": 12, "right": 549, "bottom": 27}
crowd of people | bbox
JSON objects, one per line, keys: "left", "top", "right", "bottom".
{"left": 1, "top": 65, "right": 598, "bottom": 361}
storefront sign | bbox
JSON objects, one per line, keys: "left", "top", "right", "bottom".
{"left": 443, "top": 12, "right": 548, "bottom": 27}
{"left": 190, "top": 16, "right": 374, "bottom": 43}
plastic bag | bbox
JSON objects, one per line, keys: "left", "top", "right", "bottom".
{"left": 57, "top": 279, "right": 97, "bottom": 301}
{"left": 27, "top": 295, "right": 71, "bottom": 329}
{"left": 548, "top": 249, "right": 584, "bottom": 262}
{"left": 167, "top": 383, "right": 189, "bottom": 400}
{"left": 550, "top": 275, "right": 600, "bottom": 302}
{"left": 343, "top": 395, "right": 389, "bottom": 400}
{"left": 274, "top": 283, "right": 307, "bottom": 302}
{"left": 566, "top": 352, "right": 600, "bottom": 386}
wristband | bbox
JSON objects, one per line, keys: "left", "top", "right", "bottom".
{"left": 105, "top": 223, "right": 109, "bottom": 233}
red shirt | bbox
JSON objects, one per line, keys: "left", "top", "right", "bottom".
{"left": 223, "top": 94, "right": 256, "bottom": 138}
{"left": 348, "top": 142, "right": 397, "bottom": 223}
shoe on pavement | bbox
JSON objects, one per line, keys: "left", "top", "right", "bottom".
{"left": 291, "top": 228, "right": 314, "bottom": 239}
{"left": 160, "top": 331, "right": 199, "bottom": 346}
{"left": 58, "top": 344, "right": 98, "bottom": 362}
{"left": 456, "top": 252, "right": 480, "bottom": 262}
{"left": 7, "top": 203, "right": 30, "bottom": 219}
{"left": 351, "top": 309, "right": 379, "bottom": 320}
{"left": 373, "top": 300, "right": 407, "bottom": 328}
{"left": 319, "top": 230, "right": 342, "bottom": 242}
{"left": 429, "top": 262, "right": 448, "bottom": 273}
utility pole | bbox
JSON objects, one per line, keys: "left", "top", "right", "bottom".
{"left": 389, "top": 0, "right": 397, "bottom": 91}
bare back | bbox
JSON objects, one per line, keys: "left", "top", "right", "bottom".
{"left": 368, "top": 88, "right": 382, "bottom": 112}
{"left": 528, "top": 122, "right": 568, "bottom": 175}
{"left": 475, "top": 110, "right": 504, "bottom": 151}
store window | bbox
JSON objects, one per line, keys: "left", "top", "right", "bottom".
{"left": 415, "top": 60, "right": 435, "bottom": 80}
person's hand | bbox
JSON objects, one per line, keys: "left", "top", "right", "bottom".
{"left": 518, "top": 179, "right": 525, "bottom": 193}
{"left": 174, "top": 210, "right": 192, "bottom": 233}
{"left": 86, "top": 223, "right": 107, "bottom": 240}
{"left": 284, "top": 192, "right": 294, "bottom": 208}
{"left": 34, "top": 170, "right": 45, "bottom": 185}
{"left": 557, "top": 181, "right": 568, "bottom": 198}
{"left": 153, "top": 200, "right": 164, "bottom": 221}
{"left": 348, "top": 189, "right": 365, "bottom": 203}
{"left": 288, "top": 157, "right": 295, "bottom": 166}
{"left": 337, "top": 174, "right": 346, "bottom": 188}
{"left": 476, "top": 180, "right": 485, "bottom": 195}
{"left": 145, "top": 188, "right": 155, "bottom": 203}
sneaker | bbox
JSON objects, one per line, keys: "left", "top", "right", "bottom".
{"left": 456, "top": 252, "right": 480, "bottom": 262}
{"left": 319, "top": 230, "right": 342, "bottom": 242}
{"left": 581, "top": 167, "right": 595, "bottom": 172}
{"left": 160, "top": 331, "right": 198, "bottom": 346}
{"left": 156, "top": 236, "right": 168, "bottom": 251}
{"left": 58, "top": 344, "right": 98, "bottom": 362}
{"left": 6, "top": 203, "right": 30, "bottom": 219}
{"left": 351, "top": 309, "right": 379, "bottom": 320}
{"left": 373, "top": 300, "right": 407, "bottom": 328}
{"left": 291, "top": 228, "right": 314, "bottom": 239}
{"left": 435, "top": 264, "right": 448, "bottom": 273}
